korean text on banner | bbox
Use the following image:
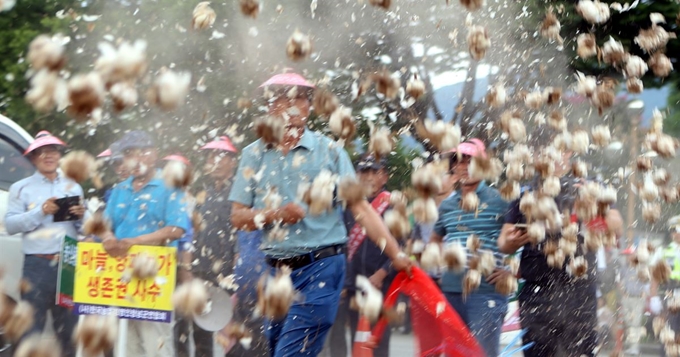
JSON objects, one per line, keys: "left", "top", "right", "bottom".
{"left": 73, "top": 242, "right": 177, "bottom": 323}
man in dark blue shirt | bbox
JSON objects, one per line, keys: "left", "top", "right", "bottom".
{"left": 498, "top": 149, "right": 623, "bottom": 357}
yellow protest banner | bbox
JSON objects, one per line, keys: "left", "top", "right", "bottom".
{"left": 73, "top": 242, "right": 177, "bottom": 322}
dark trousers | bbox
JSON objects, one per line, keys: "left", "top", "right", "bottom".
{"left": 326, "top": 293, "right": 349, "bottom": 357}
{"left": 174, "top": 316, "right": 213, "bottom": 357}
{"left": 20, "top": 255, "right": 77, "bottom": 356}
{"left": 519, "top": 285, "right": 598, "bottom": 357}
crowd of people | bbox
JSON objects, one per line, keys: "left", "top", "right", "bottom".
{"left": 9, "top": 71, "right": 680, "bottom": 357}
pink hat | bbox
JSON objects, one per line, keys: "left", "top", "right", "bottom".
{"left": 163, "top": 154, "right": 191, "bottom": 166}
{"left": 97, "top": 148, "right": 112, "bottom": 158}
{"left": 199, "top": 136, "right": 238, "bottom": 153}
{"left": 23, "top": 130, "right": 67, "bottom": 155}
{"left": 447, "top": 138, "right": 487, "bottom": 159}
{"left": 259, "top": 73, "right": 315, "bottom": 89}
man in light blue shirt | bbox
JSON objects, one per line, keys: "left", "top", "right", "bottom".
{"left": 102, "top": 130, "right": 189, "bottom": 357}
{"left": 229, "top": 73, "right": 411, "bottom": 357}
{"left": 4, "top": 131, "right": 85, "bottom": 356}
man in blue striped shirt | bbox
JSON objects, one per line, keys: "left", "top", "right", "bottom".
{"left": 429, "top": 139, "right": 511, "bottom": 357}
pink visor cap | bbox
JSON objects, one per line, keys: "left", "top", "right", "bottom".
{"left": 447, "top": 138, "right": 487, "bottom": 159}
{"left": 199, "top": 136, "right": 238, "bottom": 153}
{"left": 96, "top": 148, "right": 112, "bottom": 158}
{"left": 163, "top": 154, "right": 191, "bottom": 166}
{"left": 259, "top": 73, "right": 316, "bottom": 89}
{"left": 23, "top": 130, "right": 67, "bottom": 155}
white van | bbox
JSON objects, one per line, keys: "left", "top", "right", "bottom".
{"left": 0, "top": 114, "right": 34, "bottom": 355}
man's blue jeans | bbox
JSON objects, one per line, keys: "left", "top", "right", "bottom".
{"left": 445, "top": 292, "right": 508, "bottom": 357}
{"left": 266, "top": 254, "right": 345, "bottom": 357}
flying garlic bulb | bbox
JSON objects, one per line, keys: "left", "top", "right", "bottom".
{"left": 500, "top": 181, "right": 520, "bottom": 201}
{"left": 601, "top": 37, "right": 626, "bottom": 66}
{"left": 592, "top": 82, "right": 616, "bottom": 115}
{"left": 73, "top": 314, "right": 118, "bottom": 356}
{"left": 527, "top": 221, "right": 546, "bottom": 245}
{"left": 254, "top": 115, "right": 286, "bottom": 145}
{"left": 478, "top": 250, "right": 496, "bottom": 276}
{"left": 255, "top": 267, "right": 296, "bottom": 320}
{"left": 406, "top": 74, "right": 426, "bottom": 100}
{"left": 560, "top": 235, "right": 579, "bottom": 256}
{"left": 634, "top": 24, "right": 676, "bottom": 53}
{"left": 131, "top": 252, "right": 159, "bottom": 279}
{"left": 355, "top": 275, "right": 384, "bottom": 322}
{"left": 147, "top": 70, "right": 191, "bottom": 111}
{"left": 505, "top": 161, "right": 524, "bottom": 182}
{"left": 369, "top": 71, "right": 401, "bottom": 100}
{"left": 542, "top": 176, "right": 561, "bottom": 197}
{"left": 25, "top": 69, "right": 68, "bottom": 113}
{"left": 467, "top": 26, "right": 490, "bottom": 60}
{"left": 110, "top": 81, "right": 138, "bottom": 112}
{"left": 411, "top": 164, "right": 443, "bottom": 198}
{"left": 548, "top": 110, "right": 567, "bottom": 131}
{"left": 94, "top": 40, "right": 148, "bottom": 86}
{"left": 637, "top": 156, "right": 653, "bottom": 172}
{"left": 524, "top": 90, "right": 548, "bottom": 110}
{"left": 192, "top": 2, "right": 216, "bottom": 30}
{"left": 443, "top": 242, "right": 466, "bottom": 272}
{"left": 303, "top": 170, "right": 337, "bottom": 216}
{"left": 568, "top": 255, "right": 588, "bottom": 278}
{"left": 415, "top": 118, "right": 462, "bottom": 152}
{"left": 285, "top": 30, "right": 312, "bottom": 62}
{"left": 467, "top": 234, "right": 482, "bottom": 253}
{"left": 27, "top": 34, "right": 66, "bottom": 71}
{"left": 461, "top": 192, "right": 480, "bottom": 212}
{"left": 576, "top": 0, "right": 611, "bottom": 25}
{"left": 653, "top": 168, "right": 670, "bottom": 186}
{"left": 469, "top": 156, "right": 503, "bottom": 182}
{"left": 642, "top": 202, "right": 661, "bottom": 223}
{"left": 485, "top": 83, "right": 506, "bottom": 108}
{"left": 13, "top": 334, "right": 61, "bottom": 357}
{"left": 591, "top": 125, "right": 611, "bottom": 148}
{"left": 384, "top": 210, "right": 411, "bottom": 240}
{"left": 625, "top": 55, "right": 648, "bottom": 78}
{"left": 4, "top": 301, "right": 34, "bottom": 341}
{"left": 577, "top": 33, "right": 597, "bottom": 59}
{"left": 67, "top": 72, "right": 106, "bottom": 120}
{"left": 368, "top": 0, "right": 391, "bottom": 10}
{"left": 651, "top": 259, "right": 672, "bottom": 284}
{"left": 507, "top": 118, "right": 527, "bottom": 143}
{"left": 368, "top": 125, "right": 393, "bottom": 160}
{"left": 574, "top": 72, "right": 597, "bottom": 97}
{"left": 60, "top": 150, "right": 96, "bottom": 184}
{"left": 495, "top": 273, "right": 518, "bottom": 296}
{"left": 239, "top": 0, "right": 260, "bottom": 18}
{"left": 420, "top": 243, "right": 444, "bottom": 272}
{"left": 540, "top": 12, "right": 563, "bottom": 44}
{"left": 626, "top": 78, "right": 643, "bottom": 94}
{"left": 328, "top": 106, "right": 356, "bottom": 141}
{"left": 412, "top": 197, "right": 439, "bottom": 224}
{"left": 649, "top": 53, "right": 674, "bottom": 78}
{"left": 312, "top": 89, "right": 339, "bottom": 118}
{"left": 463, "top": 262, "right": 481, "bottom": 297}
{"left": 459, "top": 0, "right": 484, "bottom": 11}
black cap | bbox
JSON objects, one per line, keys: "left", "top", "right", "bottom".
{"left": 116, "top": 131, "right": 155, "bottom": 152}
{"left": 356, "top": 154, "right": 387, "bottom": 171}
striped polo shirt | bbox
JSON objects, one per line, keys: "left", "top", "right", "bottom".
{"left": 434, "top": 181, "right": 510, "bottom": 294}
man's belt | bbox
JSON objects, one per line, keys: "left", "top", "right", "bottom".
{"left": 27, "top": 253, "right": 60, "bottom": 261}
{"left": 266, "top": 245, "right": 344, "bottom": 270}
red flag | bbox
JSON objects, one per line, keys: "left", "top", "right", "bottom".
{"left": 371, "top": 267, "right": 484, "bottom": 357}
